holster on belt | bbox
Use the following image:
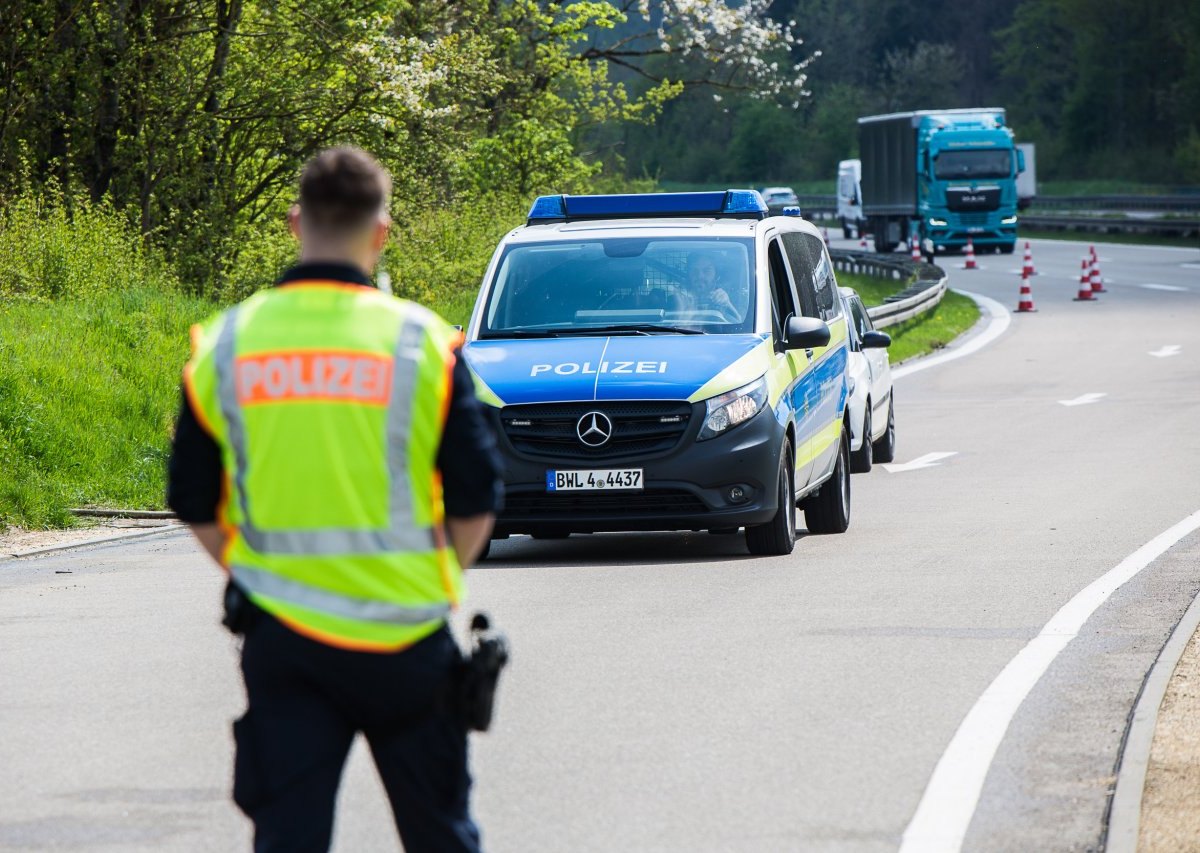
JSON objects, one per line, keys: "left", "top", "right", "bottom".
{"left": 221, "top": 581, "right": 258, "bottom": 635}
{"left": 459, "top": 612, "right": 509, "bottom": 732}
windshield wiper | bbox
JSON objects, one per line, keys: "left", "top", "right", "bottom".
{"left": 552, "top": 324, "right": 704, "bottom": 336}
{"left": 478, "top": 329, "right": 563, "bottom": 339}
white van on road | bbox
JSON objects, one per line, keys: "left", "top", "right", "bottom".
{"left": 837, "top": 159, "right": 867, "bottom": 239}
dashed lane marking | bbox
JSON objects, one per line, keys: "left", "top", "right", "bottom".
{"left": 881, "top": 452, "right": 958, "bottom": 474}
{"left": 1059, "top": 392, "right": 1107, "bottom": 407}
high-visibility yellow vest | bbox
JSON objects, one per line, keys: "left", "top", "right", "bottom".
{"left": 184, "top": 280, "right": 465, "bottom": 652}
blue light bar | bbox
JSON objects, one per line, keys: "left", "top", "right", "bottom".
{"left": 527, "top": 195, "right": 567, "bottom": 222}
{"left": 525, "top": 190, "right": 769, "bottom": 225}
{"left": 781, "top": 206, "right": 802, "bottom": 217}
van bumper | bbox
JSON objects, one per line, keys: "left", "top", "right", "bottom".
{"left": 487, "top": 404, "right": 786, "bottom": 536}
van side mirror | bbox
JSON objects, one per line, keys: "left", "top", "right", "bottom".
{"left": 784, "top": 316, "right": 830, "bottom": 350}
{"left": 861, "top": 330, "right": 891, "bottom": 349}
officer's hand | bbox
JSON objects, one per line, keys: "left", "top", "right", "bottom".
{"left": 711, "top": 288, "right": 738, "bottom": 320}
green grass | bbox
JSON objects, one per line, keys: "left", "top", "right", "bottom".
{"left": 0, "top": 288, "right": 214, "bottom": 527}
{"left": 1018, "top": 229, "right": 1200, "bottom": 250}
{"left": 880, "top": 290, "right": 980, "bottom": 364}
{"left": 836, "top": 270, "right": 981, "bottom": 365}
{"left": 0, "top": 188, "right": 513, "bottom": 529}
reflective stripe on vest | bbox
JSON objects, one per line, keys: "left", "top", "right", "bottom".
{"left": 230, "top": 563, "right": 451, "bottom": 624}
{"left": 214, "top": 304, "right": 436, "bottom": 556}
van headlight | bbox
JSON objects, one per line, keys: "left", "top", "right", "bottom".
{"left": 928, "top": 217, "right": 947, "bottom": 227}
{"left": 1002, "top": 215, "right": 1018, "bottom": 225}
{"left": 698, "top": 377, "right": 768, "bottom": 440}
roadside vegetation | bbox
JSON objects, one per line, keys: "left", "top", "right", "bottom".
{"left": 0, "top": 191, "right": 526, "bottom": 529}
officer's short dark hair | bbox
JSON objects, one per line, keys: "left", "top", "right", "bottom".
{"left": 298, "top": 147, "right": 392, "bottom": 235}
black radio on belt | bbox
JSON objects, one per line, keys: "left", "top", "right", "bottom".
{"left": 459, "top": 612, "right": 509, "bottom": 732}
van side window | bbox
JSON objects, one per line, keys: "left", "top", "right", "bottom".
{"left": 766, "top": 239, "right": 797, "bottom": 344}
{"left": 782, "top": 231, "right": 841, "bottom": 321}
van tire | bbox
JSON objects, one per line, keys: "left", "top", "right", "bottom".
{"left": 746, "top": 445, "right": 796, "bottom": 556}
{"left": 804, "top": 428, "right": 851, "bottom": 534}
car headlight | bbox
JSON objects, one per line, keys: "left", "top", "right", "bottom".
{"left": 928, "top": 217, "right": 947, "bottom": 227}
{"left": 1002, "top": 215, "right": 1018, "bottom": 225}
{"left": 698, "top": 377, "right": 768, "bottom": 440}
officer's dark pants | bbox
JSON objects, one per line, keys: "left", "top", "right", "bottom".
{"left": 233, "top": 610, "right": 481, "bottom": 853}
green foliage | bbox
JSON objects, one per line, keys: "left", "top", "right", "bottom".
{"left": 386, "top": 195, "right": 529, "bottom": 327}
{"left": 0, "top": 287, "right": 213, "bottom": 528}
{"left": 0, "top": 187, "right": 179, "bottom": 301}
{"left": 879, "top": 42, "right": 967, "bottom": 112}
{"left": 0, "top": 185, "right": 526, "bottom": 528}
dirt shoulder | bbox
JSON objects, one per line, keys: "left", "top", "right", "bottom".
{"left": 1137, "top": 622, "right": 1200, "bottom": 850}
{"left": 0, "top": 519, "right": 181, "bottom": 558}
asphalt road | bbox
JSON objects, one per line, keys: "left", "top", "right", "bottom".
{"left": 2, "top": 236, "right": 1199, "bottom": 852}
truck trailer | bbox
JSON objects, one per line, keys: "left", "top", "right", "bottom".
{"left": 858, "top": 108, "right": 1023, "bottom": 255}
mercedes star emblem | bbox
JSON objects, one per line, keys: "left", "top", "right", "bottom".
{"left": 576, "top": 411, "right": 614, "bottom": 447}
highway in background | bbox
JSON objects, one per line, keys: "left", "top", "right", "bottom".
{"left": 1, "top": 237, "right": 1198, "bottom": 851}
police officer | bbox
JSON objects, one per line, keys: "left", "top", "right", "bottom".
{"left": 166, "top": 146, "right": 502, "bottom": 852}
{"left": 685, "top": 252, "right": 748, "bottom": 322}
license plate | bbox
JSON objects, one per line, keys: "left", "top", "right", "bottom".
{"left": 546, "top": 469, "right": 644, "bottom": 492}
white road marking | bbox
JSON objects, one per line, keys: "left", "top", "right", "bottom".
{"left": 899, "top": 509, "right": 1200, "bottom": 853}
{"left": 881, "top": 452, "right": 957, "bottom": 473}
{"left": 1140, "top": 284, "right": 1187, "bottom": 292}
{"left": 892, "top": 291, "right": 1010, "bottom": 380}
{"left": 1181, "top": 263, "right": 1200, "bottom": 270}
{"left": 1149, "top": 345, "right": 1181, "bottom": 358}
{"left": 1058, "top": 392, "right": 1107, "bottom": 407}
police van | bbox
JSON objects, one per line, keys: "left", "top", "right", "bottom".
{"left": 462, "top": 190, "right": 851, "bottom": 556}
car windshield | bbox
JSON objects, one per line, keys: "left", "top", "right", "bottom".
{"left": 933, "top": 149, "right": 1012, "bottom": 180}
{"left": 480, "top": 237, "right": 756, "bottom": 337}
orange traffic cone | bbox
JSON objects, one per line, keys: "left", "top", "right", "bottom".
{"left": 1090, "top": 255, "right": 1107, "bottom": 293}
{"left": 1020, "top": 241, "right": 1036, "bottom": 276}
{"left": 911, "top": 233, "right": 921, "bottom": 262}
{"left": 1015, "top": 271, "right": 1036, "bottom": 312}
{"left": 1074, "top": 258, "right": 1096, "bottom": 301}
{"left": 963, "top": 238, "right": 978, "bottom": 270}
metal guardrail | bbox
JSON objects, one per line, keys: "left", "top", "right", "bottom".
{"left": 796, "top": 194, "right": 837, "bottom": 215}
{"left": 1019, "top": 213, "right": 1200, "bottom": 238}
{"left": 829, "top": 249, "right": 948, "bottom": 329}
{"left": 1033, "top": 194, "right": 1200, "bottom": 213}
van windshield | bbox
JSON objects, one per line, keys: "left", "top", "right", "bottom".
{"left": 480, "top": 237, "right": 756, "bottom": 337}
{"left": 933, "top": 149, "right": 1012, "bottom": 180}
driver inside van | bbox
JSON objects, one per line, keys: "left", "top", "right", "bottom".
{"left": 683, "top": 253, "right": 749, "bottom": 322}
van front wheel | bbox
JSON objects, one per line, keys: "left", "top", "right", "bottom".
{"left": 746, "top": 445, "right": 796, "bottom": 556}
